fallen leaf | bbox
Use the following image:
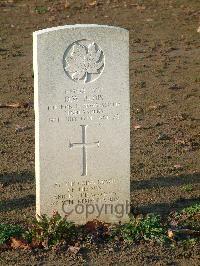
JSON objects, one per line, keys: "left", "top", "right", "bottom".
{"left": 173, "top": 164, "right": 183, "bottom": 170}
{"left": 133, "top": 124, "right": 142, "bottom": 130}
{"left": 168, "top": 229, "right": 174, "bottom": 239}
{"left": 48, "top": 16, "right": 55, "bottom": 22}
{"left": 64, "top": 0, "right": 70, "bottom": 8}
{"left": 85, "top": 219, "right": 109, "bottom": 233}
{"left": 148, "top": 104, "right": 165, "bottom": 111}
{"left": 42, "top": 238, "right": 49, "bottom": 249}
{"left": 10, "top": 238, "right": 30, "bottom": 250}
{"left": 197, "top": 26, "right": 200, "bottom": 33}
{"left": 85, "top": 220, "right": 102, "bottom": 232}
{"left": 0, "top": 103, "right": 21, "bottom": 108}
{"left": 148, "top": 105, "right": 158, "bottom": 110}
{"left": 87, "top": 0, "right": 97, "bottom": 7}
{"left": 174, "top": 139, "right": 186, "bottom": 145}
{"left": 168, "top": 229, "right": 200, "bottom": 238}
{"left": 0, "top": 101, "right": 33, "bottom": 108}
{"left": 168, "top": 84, "right": 183, "bottom": 90}
{"left": 146, "top": 18, "right": 153, "bottom": 22}
{"left": 15, "top": 125, "right": 33, "bottom": 132}
{"left": 68, "top": 245, "right": 80, "bottom": 254}
{"left": 136, "top": 5, "right": 146, "bottom": 11}
{"left": 30, "top": 239, "right": 43, "bottom": 249}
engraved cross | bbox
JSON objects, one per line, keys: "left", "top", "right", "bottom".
{"left": 69, "top": 125, "right": 100, "bottom": 176}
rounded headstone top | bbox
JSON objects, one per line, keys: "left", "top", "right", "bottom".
{"left": 33, "top": 24, "right": 129, "bottom": 36}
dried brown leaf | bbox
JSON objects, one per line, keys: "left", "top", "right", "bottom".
{"left": 64, "top": 0, "right": 70, "bottom": 8}
{"left": 136, "top": 5, "right": 146, "bottom": 11}
{"left": 0, "top": 101, "right": 33, "bottom": 108}
{"left": 87, "top": 0, "right": 97, "bottom": 7}
{"left": 167, "top": 229, "right": 174, "bottom": 239}
{"left": 168, "top": 229, "right": 200, "bottom": 238}
{"left": 10, "top": 238, "right": 30, "bottom": 250}
{"left": 85, "top": 219, "right": 109, "bottom": 233}
{"left": 68, "top": 245, "right": 80, "bottom": 254}
{"left": 0, "top": 103, "right": 20, "bottom": 108}
{"left": 173, "top": 164, "right": 183, "bottom": 170}
{"left": 133, "top": 124, "right": 142, "bottom": 130}
{"left": 174, "top": 138, "right": 186, "bottom": 145}
{"left": 30, "top": 239, "right": 43, "bottom": 249}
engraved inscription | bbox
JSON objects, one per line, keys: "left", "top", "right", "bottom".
{"left": 47, "top": 86, "right": 121, "bottom": 123}
{"left": 51, "top": 179, "right": 118, "bottom": 208}
{"left": 69, "top": 125, "right": 100, "bottom": 176}
{"left": 63, "top": 40, "right": 105, "bottom": 83}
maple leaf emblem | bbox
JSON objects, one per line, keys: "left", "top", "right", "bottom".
{"left": 64, "top": 42, "right": 104, "bottom": 83}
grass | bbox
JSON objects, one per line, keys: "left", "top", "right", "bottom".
{"left": 181, "top": 203, "right": 200, "bottom": 215}
{"left": 181, "top": 184, "right": 193, "bottom": 192}
{"left": 0, "top": 224, "right": 23, "bottom": 245}
{"left": 173, "top": 203, "right": 200, "bottom": 232}
{"left": 25, "top": 212, "right": 77, "bottom": 247}
{"left": 111, "top": 214, "right": 168, "bottom": 243}
{"left": 35, "top": 6, "right": 48, "bottom": 14}
{"left": 0, "top": 204, "right": 199, "bottom": 249}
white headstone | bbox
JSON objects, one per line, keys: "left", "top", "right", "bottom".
{"left": 33, "top": 24, "right": 130, "bottom": 224}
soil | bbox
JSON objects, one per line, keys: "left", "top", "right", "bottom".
{"left": 0, "top": 0, "right": 200, "bottom": 265}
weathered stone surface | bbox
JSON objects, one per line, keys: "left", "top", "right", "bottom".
{"left": 33, "top": 24, "right": 130, "bottom": 224}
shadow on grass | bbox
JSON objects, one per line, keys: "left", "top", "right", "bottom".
{"left": 0, "top": 171, "right": 35, "bottom": 186}
{"left": 131, "top": 197, "right": 200, "bottom": 216}
{"left": 0, "top": 194, "right": 35, "bottom": 212}
{"left": 0, "top": 171, "right": 35, "bottom": 212}
{"left": 0, "top": 171, "right": 199, "bottom": 215}
{"left": 130, "top": 172, "right": 200, "bottom": 215}
{"left": 130, "top": 172, "right": 200, "bottom": 191}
